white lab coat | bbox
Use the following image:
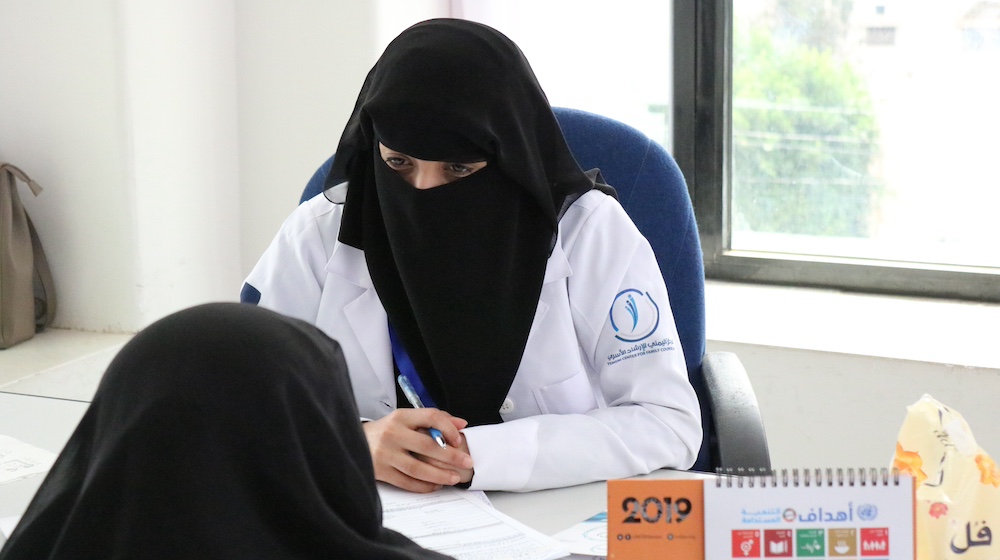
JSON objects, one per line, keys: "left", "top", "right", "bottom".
{"left": 244, "top": 186, "right": 702, "bottom": 492}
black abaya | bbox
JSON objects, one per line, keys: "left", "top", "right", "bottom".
{"left": 0, "top": 303, "right": 452, "bottom": 560}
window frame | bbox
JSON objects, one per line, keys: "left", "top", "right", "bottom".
{"left": 672, "top": 0, "right": 1000, "bottom": 302}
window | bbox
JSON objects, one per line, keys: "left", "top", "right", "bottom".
{"left": 675, "top": 0, "right": 1000, "bottom": 301}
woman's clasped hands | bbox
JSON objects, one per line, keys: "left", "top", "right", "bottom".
{"left": 363, "top": 408, "right": 474, "bottom": 493}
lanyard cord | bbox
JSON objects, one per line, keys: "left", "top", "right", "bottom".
{"left": 387, "top": 322, "right": 437, "bottom": 408}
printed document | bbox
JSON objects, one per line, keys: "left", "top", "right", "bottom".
{"left": 379, "top": 484, "right": 569, "bottom": 560}
{"left": 0, "top": 435, "right": 56, "bottom": 485}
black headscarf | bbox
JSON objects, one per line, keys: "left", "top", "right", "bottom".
{"left": 0, "top": 303, "right": 452, "bottom": 560}
{"left": 332, "top": 19, "right": 597, "bottom": 426}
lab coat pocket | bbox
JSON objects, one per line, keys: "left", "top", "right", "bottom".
{"left": 533, "top": 369, "right": 598, "bottom": 415}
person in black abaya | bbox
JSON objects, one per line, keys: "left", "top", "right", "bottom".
{"left": 0, "top": 303, "right": 451, "bottom": 560}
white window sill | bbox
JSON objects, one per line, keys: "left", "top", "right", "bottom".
{"left": 705, "top": 280, "right": 1000, "bottom": 370}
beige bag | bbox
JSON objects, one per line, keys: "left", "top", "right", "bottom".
{"left": 0, "top": 163, "right": 56, "bottom": 349}
{"left": 893, "top": 394, "right": 1000, "bottom": 559}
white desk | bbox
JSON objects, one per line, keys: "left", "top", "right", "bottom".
{"left": 0, "top": 391, "right": 710, "bottom": 539}
{"left": 0, "top": 392, "right": 90, "bottom": 520}
{"left": 487, "top": 470, "right": 713, "bottom": 536}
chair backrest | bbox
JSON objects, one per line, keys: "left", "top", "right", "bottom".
{"left": 550, "top": 107, "right": 706, "bottom": 372}
{"left": 299, "top": 107, "right": 713, "bottom": 471}
{"left": 550, "top": 108, "right": 711, "bottom": 471}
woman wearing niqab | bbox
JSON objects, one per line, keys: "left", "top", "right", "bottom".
{"left": 243, "top": 18, "right": 703, "bottom": 493}
{"left": 0, "top": 303, "right": 453, "bottom": 560}
{"left": 335, "top": 18, "right": 601, "bottom": 429}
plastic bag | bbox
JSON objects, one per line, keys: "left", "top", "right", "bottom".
{"left": 893, "top": 394, "right": 1000, "bottom": 559}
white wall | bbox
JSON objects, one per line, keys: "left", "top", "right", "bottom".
{"left": 1, "top": 1, "right": 246, "bottom": 331}
{"left": 705, "top": 281, "right": 1000, "bottom": 469}
{"left": 712, "top": 340, "right": 1000, "bottom": 470}
{"left": 121, "top": 1, "right": 242, "bottom": 326}
{"left": 457, "top": 0, "right": 674, "bottom": 150}
{"left": 0, "top": 0, "right": 390, "bottom": 332}
{"left": 236, "top": 1, "right": 380, "bottom": 276}
{"left": 1, "top": 2, "right": 137, "bottom": 331}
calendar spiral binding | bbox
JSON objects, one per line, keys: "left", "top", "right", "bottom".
{"left": 713, "top": 467, "right": 903, "bottom": 488}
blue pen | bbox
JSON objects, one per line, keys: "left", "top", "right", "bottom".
{"left": 397, "top": 375, "right": 447, "bottom": 448}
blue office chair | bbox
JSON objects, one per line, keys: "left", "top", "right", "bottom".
{"left": 298, "top": 107, "right": 770, "bottom": 473}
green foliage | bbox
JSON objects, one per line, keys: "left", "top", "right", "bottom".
{"left": 732, "top": 19, "right": 881, "bottom": 237}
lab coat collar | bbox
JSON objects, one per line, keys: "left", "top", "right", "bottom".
{"left": 542, "top": 236, "right": 572, "bottom": 284}
{"left": 325, "top": 242, "right": 373, "bottom": 289}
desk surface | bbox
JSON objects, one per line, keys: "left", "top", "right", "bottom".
{"left": 1, "top": 392, "right": 91, "bottom": 520}
{"left": 0, "top": 391, "right": 709, "bottom": 538}
{"left": 487, "top": 469, "right": 712, "bottom": 536}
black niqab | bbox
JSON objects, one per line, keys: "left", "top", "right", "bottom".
{"left": 0, "top": 303, "right": 452, "bottom": 560}
{"left": 333, "top": 19, "right": 597, "bottom": 425}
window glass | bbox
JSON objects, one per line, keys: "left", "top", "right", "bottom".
{"left": 731, "top": 0, "right": 1000, "bottom": 269}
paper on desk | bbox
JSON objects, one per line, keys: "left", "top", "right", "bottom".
{"left": 1, "top": 516, "right": 18, "bottom": 538}
{"left": 378, "top": 484, "right": 569, "bottom": 560}
{"left": 552, "top": 511, "right": 607, "bottom": 558}
{"left": 0, "top": 435, "right": 56, "bottom": 484}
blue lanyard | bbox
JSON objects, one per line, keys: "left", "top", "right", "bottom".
{"left": 388, "top": 322, "right": 437, "bottom": 408}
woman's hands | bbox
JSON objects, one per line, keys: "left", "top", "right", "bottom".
{"left": 363, "top": 409, "right": 474, "bottom": 493}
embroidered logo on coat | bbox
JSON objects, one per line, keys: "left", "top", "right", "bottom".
{"left": 609, "top": 289, "right": 660, "bottom": 342}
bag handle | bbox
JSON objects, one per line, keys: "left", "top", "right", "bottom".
{"left": 1, "top": 163, "right": 56, "bottom": 329}
{"left": 0, "top": 164, "right": 43, "bottom": 197}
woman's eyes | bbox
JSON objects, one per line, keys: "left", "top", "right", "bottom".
{"left": 380, "top": 152, "right": 485, "bottom": 182}
{"left": 384, "top": 156, "right": 409, "bottom": 169}
{"left": 382, "top": 158, "right": 470, "bottom": 173}
{"left": 446, "top": 163, "right": 476, "bottom": 176}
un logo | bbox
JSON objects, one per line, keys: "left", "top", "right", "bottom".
{"left": 857, "top": 503, "right": 878, "bottom": 521}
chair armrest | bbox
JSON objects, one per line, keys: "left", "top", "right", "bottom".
{"left": 702, "top": 351, "right": 771, "bottom": 471}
